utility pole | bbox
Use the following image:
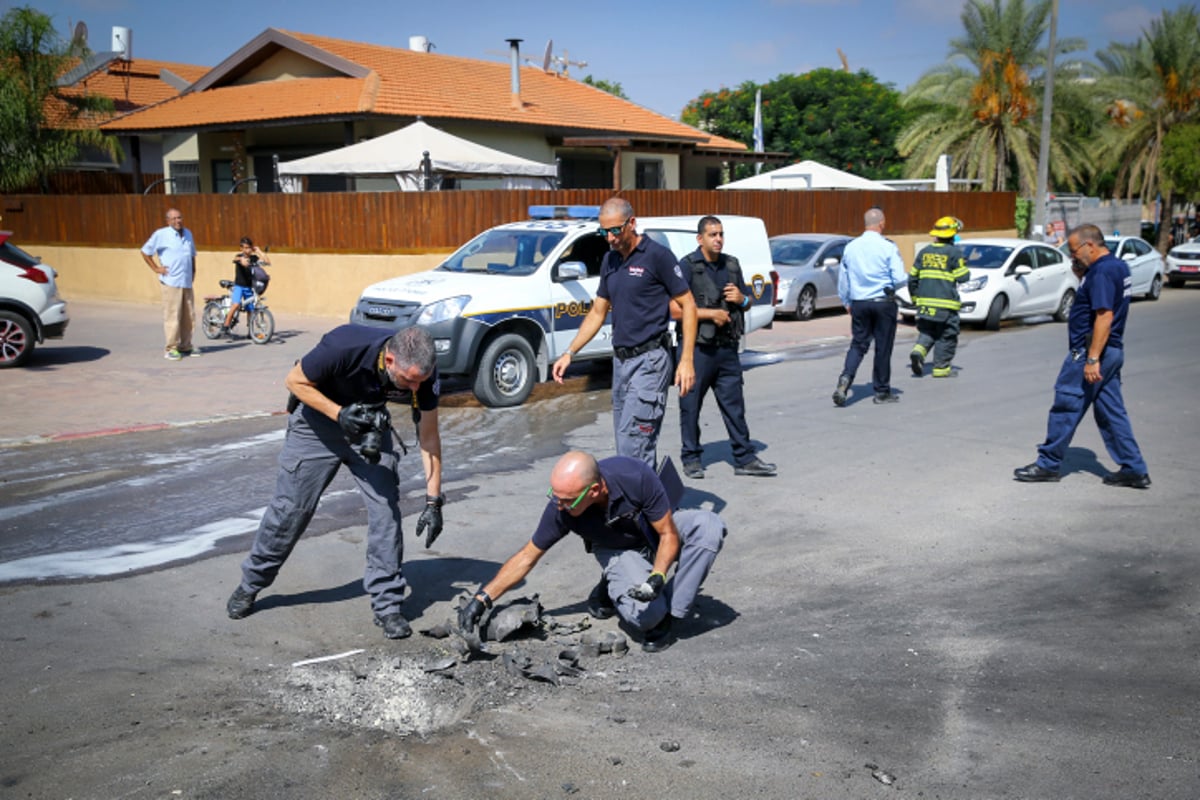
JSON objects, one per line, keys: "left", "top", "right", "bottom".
{"left": 1033, "top": 0, "right": 1058, "bottom": 239}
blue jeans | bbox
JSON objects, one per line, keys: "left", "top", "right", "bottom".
{"left": 1035, "top": 348, "right": 1148, "bottom": 474}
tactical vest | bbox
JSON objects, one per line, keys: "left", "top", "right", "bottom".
{"left": 685, "top": 251, "right": 745, "bottom": 346}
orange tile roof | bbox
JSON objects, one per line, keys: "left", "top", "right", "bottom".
{"left": 49, "top": 57, "right": 208, "bottom": 130}
{"left": 102, "top": 29, "right": 745, "bottom": 151}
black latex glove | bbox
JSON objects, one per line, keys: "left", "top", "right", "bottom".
{"left": 458, "top": 596, "right": 487, "bottom": 634}
{"left": 337, "top": 403, "right": 375, "bottom": 436}
{"left": 627, "top": 571, "right": 665, "bottom": 602}
{"left": 415, "top": 495, "right": 444, "bottom": 548}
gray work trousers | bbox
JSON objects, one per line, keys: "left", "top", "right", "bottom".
{"left": 237, "top": 405, "right": 406, "bottom": 617}
{"left": 592, "top": 509, "right": 726, "bottom": 631}
{"left": 611, "top": 346, "right": 672, "bottom": 468}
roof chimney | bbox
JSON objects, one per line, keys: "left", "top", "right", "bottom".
{"left": 506, "top": 38, "right": 523, "bottom": 110}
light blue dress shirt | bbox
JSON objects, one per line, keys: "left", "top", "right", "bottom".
{"left": 837, "top": 230, "right": 907, "bottom": 305}
{"left": 141, "top": 226, "right": 196, "bottom": 288}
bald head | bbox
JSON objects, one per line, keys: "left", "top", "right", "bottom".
{"left": 550, "top": 451, "right": 601, "bottom": 496}
{"left": 600, "top": 197, "right": 633, "bottom": 220}
{"left": 864, "top": 207, "right": 885, "bottom": 230}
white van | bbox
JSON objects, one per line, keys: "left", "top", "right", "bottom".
{"left": 350, "top": 207, "right": 778, "bottom": 407}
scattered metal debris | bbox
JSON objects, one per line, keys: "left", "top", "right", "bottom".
{"left": 865, "top": 762, "right": 896, "bottom": 785}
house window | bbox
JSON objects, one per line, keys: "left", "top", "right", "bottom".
{"left": 558, "top": 155, "right": 613, "bottom": 189}
{"left": 170, "top": 160, "right": 200, "bottom": 194}
{"left": 704, "top": 167, "right": 722, "bottom": 190}
{"left": 636, "top": 159, "right": 664, "bottom": 189}
{"left": 212, "top": 160, "right": 234, "bottom": 194}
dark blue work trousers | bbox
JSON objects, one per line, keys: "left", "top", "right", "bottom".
{"left": 841, "top": 299, "right": 898, "bottom": 394}
{"left": 1035, "top": 347, "right": 1148, "bottom": 474}
{"left": 679, "top": 342, "right": 755, "bottom": 466}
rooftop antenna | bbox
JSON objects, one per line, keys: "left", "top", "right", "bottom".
{"left": 552, "top": 48, "right": 587, "bottom": 78}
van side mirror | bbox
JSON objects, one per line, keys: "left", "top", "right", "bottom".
{"left": 555, "top": 261, "right": 587, "bottom": 281}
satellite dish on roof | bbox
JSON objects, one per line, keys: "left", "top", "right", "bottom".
{"left": 71, "top": 20, "right": 88, "bottom": 49}
{"left": 542, "top": 39, "right": 553, "bottom": 73}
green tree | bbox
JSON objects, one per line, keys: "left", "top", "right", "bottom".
{"left": 581, "top": 75, "right": 627, "bottom": 99}
{"left": 1160, "top": 122, "right": 1200, "bottom": 202}
{"left": 0, "top": 6, "right": 119, "bottom": 192}
{"left": 681, "top": 68, "right": 911, "bottom": 180}
{"left": 896, "top": 0, "right": 1093, "bottom": 193}
{"left": 1090, "top": 5, "right": 1200, "bottom": 207}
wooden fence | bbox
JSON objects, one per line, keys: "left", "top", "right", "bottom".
{"left": 1, "top": 189, "right": 1015, "bottom": 252}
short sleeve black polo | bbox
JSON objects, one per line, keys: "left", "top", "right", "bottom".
{"left": 597, "top": 236, "right": 690, "bottom": 348}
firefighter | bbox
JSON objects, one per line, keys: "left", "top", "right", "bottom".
{"left": 909, "top": 217, "right": 970, "bottom": 378}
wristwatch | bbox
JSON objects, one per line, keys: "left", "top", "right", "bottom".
{"left": 1086, "top": 357, "right": 1099, "bottom": 365}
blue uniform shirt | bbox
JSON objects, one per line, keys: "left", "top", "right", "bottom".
{"left": 141, "top": 225, "right": 196, "bottom": 288}
{"left": 531, "top": 456, "right": 671, "bottom": 552}
{"left": 301, "top": 325, "right": 440, "bottom": 411}
{"left": 1069, "top": 252, "right": 1131, "bottom": 351}
{"left": 598, "top": 236, "right": 690, "bottom": 348}
{"left": 837, "top": 230, "right": 907, "bottom": 305}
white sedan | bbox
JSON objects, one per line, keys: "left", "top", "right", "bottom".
{"left": 897, "top": 238, "right": 1077, "bottom": 331}
{"left": 1059, "top": 236, "right": 1163, "bottom": 299}
{"left": 1166, "top": 236, "right": 1200, "bottom": 288}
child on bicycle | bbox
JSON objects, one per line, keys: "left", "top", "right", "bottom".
{"left": 223, "top": 236, "right": 270, "bottom": 333}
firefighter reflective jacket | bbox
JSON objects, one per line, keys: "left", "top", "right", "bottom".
{"left": 909, "top": 242, "right": 969, "bottom": 321}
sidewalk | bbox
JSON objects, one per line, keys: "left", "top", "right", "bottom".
{"left": 0, "top": 300, "right": 861, "bottom": 447}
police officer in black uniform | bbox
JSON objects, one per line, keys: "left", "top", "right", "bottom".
{"left": 674, "top": 216, "right": 775, "bottom": 479}
{"left": 225, "top": 325, "right": 446, "bottom": 640}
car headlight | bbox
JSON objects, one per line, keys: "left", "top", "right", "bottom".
{"left": 960, "top": 275, "right": 988, "bottom": 293}
{"left": 415, "top": 295, "right": 470, "bottom": 326}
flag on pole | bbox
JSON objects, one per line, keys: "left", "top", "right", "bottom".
{"left": 753, "top": 88, "right": 764, "bottom": 175}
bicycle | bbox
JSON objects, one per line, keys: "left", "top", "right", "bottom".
{"left": 201, "top": 280, "right": 275, "bottom": 344}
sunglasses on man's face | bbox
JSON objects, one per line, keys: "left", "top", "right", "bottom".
{"left": 547, "top": 482, "right": 596, "bottom": 510}
{"left": 599, "top": 219, "right": 630, "bottom": 237}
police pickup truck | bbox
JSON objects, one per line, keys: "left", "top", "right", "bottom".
{"left": 350, "top": 206, "right": 779, "bottom": 407}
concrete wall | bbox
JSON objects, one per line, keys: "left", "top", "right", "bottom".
{"left": 37, "top": 245, "right": 447, "bottom": 318}
{"left": 35, "top": 230, "right": 1015, "bottom": 316}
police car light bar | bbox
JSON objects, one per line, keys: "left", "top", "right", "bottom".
{"left": 527, "top": 205, "right": 600, "bottom": 220}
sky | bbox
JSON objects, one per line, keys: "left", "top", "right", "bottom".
{"left": 18, "top": 0, "right": 1189, "bottom": 119}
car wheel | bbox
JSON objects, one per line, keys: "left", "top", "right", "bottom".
{"left": 1168, "top": 275, "right": 1185, "bottom": 288}
{"left": 795, "top": 285, "right": 817, "bottom": 320}
{"left": 1147, "top": 274, "right": 1162, "bottom": 300}
{"left": 983, "top": 295, "right": 1007, "bottom": 331}
{"left": 0, "top": 310, "right": 35, "bottom": 368}
{"left": 473, "top": 332, "right": 536, "bottom": 408}
{"left": 1054, "top": 288, "right": 1075, "bottom": 322}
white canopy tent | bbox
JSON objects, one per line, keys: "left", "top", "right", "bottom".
{"left": 717, "top": 159, "right": 894, "bottom": 191}
{"left": 276, "top": 120, "right": 558, "bottom": 191}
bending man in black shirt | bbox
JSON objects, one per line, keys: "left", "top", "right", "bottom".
{"left": 226, "top": 325, "right": 445, "bottom": 639}
{"left": 458, "top": 450, "right": 726, "bottom": 653}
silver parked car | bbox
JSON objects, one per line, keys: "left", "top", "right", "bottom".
{"left": 769, "top": 234, "right": 852, "bottom": 320}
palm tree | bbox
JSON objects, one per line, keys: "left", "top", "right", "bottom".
{"left": 1091, "top": 5, "right": 1200, "bottom": 218}
{"left": 0, "top": 6, "right": 120, "bottom": 192}
{"left": 897, "top": 0, "right": 1092, "bottom": 194}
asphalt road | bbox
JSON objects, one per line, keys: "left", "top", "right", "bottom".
{"left": 1, "top": 292, "right": 1198, "bottom": 799}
